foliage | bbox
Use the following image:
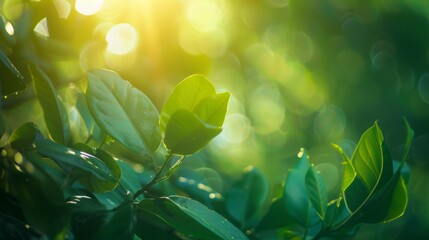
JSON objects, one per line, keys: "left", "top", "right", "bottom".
{"left": 0, "top": 1, "right": 416, "bottom": 240}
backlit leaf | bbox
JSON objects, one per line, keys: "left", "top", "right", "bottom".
{"left": 86, "top": 69, "right": 161, "bottom": 154}
{"left": 30, "top": 64, "right": 70, "bottom": 145}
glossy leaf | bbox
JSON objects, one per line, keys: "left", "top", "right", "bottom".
{"left": 283, "top": 148, "right": 315, "bottom": 227}
{"left": 86, "top": 69, "right": 161, "bottom": 154}
{"left": 398, "top": 118, "right": 414, "bottom": 169}
{"left": 160, "top": 74, "right": 216, "bottom": 132}
{"left": 256, "top": 198, "right": 295, "bottom": 231}
{"left": 226, "top": 166, "right": 268, "bottom": 226}
{"left": 305, "top": 166, "right": 328, "bottom": 220}
{"left": 35, "top": 138, "right": 117, "bottom": 183}
{"left": 0, "top": 51, "right": 26, "bottom": 96}
{"left": 136, "top": 196, "right": 249, "bottom": 240}
{"left": 73, "top": 145, "right": 121, "bottom": 192}
{"left": 164, "top": 109, "right": 222, "bottom": 155}
{"left": 30, "top": 64, "right": 70, "bottom": 145}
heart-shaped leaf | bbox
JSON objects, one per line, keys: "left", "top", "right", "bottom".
{"left": 30, "top": 64, "right": 70, "bottom": 145}
{"left": 136, "top": 196, "right": 248, "bottom": 240}
{"left": 86, "top": 69, "right": 161, "bottom": 154}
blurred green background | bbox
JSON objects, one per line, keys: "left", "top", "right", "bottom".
{"left": 1, "top": 0, "right": 429, "bottom": 239}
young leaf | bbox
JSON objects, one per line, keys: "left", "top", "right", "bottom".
{"left": 164, "top": 109, "right": 222, "bottom": 155}
{"left": 344, "top": 122, "right": 386, "bottom": 212}
{"left": 86, "top": 69, "right": 161, "bottom": 154}
{"left": 193, "top": 92, "right": 230, "bottom": 126}
{"left": 305, "top": 166, "right": 328, "bottom": 220}
{"left": 332, "top": 144, "right": 356, "bottom": 199}
{"left": 136, "top": 196, "right": 249, "bottom": 240}
{"left": 160, "top": 74, "right": 216, "bottom": 133}
{"left": 30, "top": 64, "right": 70, "bottom": 145}
{"left": 226, "top": 166, "right": 268, "bottom": 226}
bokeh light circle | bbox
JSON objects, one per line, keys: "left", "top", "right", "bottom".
{"left": 418, "top": 73, "right": 429, "bottom": 104}
{"left": 75, "top": 0, "right": 104, "bottom": 16}
{"left": 105, "top": 23, "right": 139, "bottom": 55}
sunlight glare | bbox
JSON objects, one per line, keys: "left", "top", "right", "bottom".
{"left": 5, "top": 22, "right": 14, "bottom": 35}
{"left": 186, "top": 0, "right": 223, "bottom": 32}
{"left": 106, "top": 23, "right": 139, "bottom": 55}
{"left": 34, "top": 18, "right": 49, "bottom": 37}
{"left": 75, "top": 0, "right": 104, "bottom": 16}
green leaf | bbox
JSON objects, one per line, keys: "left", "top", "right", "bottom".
{"left": 69, "top": 194, "right": 135, "bottom": 240}
{"left": 305, "top": 166, "right": 328, "bottom": 220}
{"left": 164, "top": 109, "right": 222, "bottom": 155}
{"left": 160, "top": 74, "right": 216, "bottom": 133}
{"left": 136, "top": 196, "right": 249, "bottom": 240}
{"left": 34, "top": 138, "right": 116, "bottom": 183}
{"left": 193, "top": 92, "right": 230, "bottom": 126}
{"left": 344, "top": 122, "right": 387, "bottom": 212}
{"left": 86, "top": 69, "right": 161, "bottom": 154}
{"left": 226, "top": 166, "right": 268, "bottom": 226}
{"left": 0, "top": 114, "right": 4, "bottom": 138}
{"left": 9, "top": 122, "right": 40, "bottom": 150}
{"left": 0, "top": 213, "right": 46, "bottom": 240}
{"left": 9, "top": 157, "right": 69, "bottom": 239}
{"left": 0, "top": 50, "right": 26, "bottom": 96}
{"left": 283, "top": 148, "right": 316, "bottom": 227}
{"left": 332, "top": 144, "right": 356, "bottom": 198}
{"left": 256, "top": 198, "right": 295, "bottom": 231}
{"left": 360, "top": 175, "right": 408, "bottom": 223}
{"left": 398, "top": 118, "right": 414, "bottom": 169}
{"left": 72, "top": 144, "right": 121, "bottom": 192}
{"left": 30, "top": 64, "right": 70, "bottom": 145}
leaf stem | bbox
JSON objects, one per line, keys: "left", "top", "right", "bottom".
{"left": 133, "top": 152, "right": 174, "bottom": 200}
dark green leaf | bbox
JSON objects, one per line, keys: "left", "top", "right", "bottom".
{"left": 305, "top": 166, "right": 328, "bottom": 220}
{"left": 226, "top": 166, "right": 268, "bottom": 226}
{"left": 160, "top": 74, "right": 216, "bottom": 133}
{"left": 0, "top": 114, "right": 4, "bottom": 138}
{"left": 86, "top": 69, "right": 161, "bottom": 154}
{"left": 283, "top": 148, "right": 316, "bottom": 227}
{"left": 9, "top": 158, "right": 69, "bottom": 239}
{"left": 9, "top": 122, "right": 40, "bottom": 150}
{"left": 256, "top": 198, "right": 295, "bottom": 231}
{"left": 360, "top": 175, "right": 408, "bottom": 223}
{"left": 0, "top": 213, "right": 46, "bottom": 240}
{"left": 164, "top": 109, "right": 222, "bottom": 155}
{"left": 136, "top": 196, "right": 249, "bottom": 240}
{"left": 69, "top": 194, "right": 135, "bottom": 240}
{"left": 30, "top": 64, "right": 70, "bottom": 145}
